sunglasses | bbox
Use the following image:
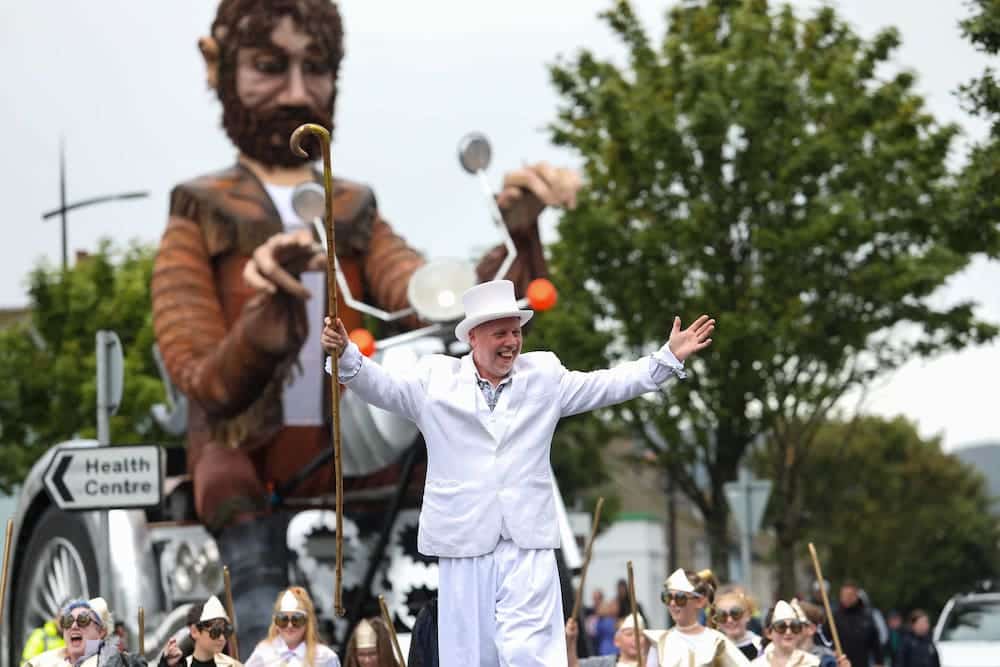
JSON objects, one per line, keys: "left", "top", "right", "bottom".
{"left": 60, "top": 613, "right": 99, "bottom": 630}
{"left": 197, "top": 622, "right": 234, "bottom": 640}
{"left": 714, "top": 607, "right": 746, "bottom": 623}
{"left": 661, "top": 591, "right": 701, "bottom": 607}
{"left": 771, "top": 621, "right": 804, "bottom": 635}
{"left": 273, "top": 613, "right": 307, "bottom": 629}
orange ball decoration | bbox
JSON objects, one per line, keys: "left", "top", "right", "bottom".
{"left": 526, "top": 278, "right": 558, "bottom": 312}
{"left": 349, "top": 328, "right": 376, "bottom": 357}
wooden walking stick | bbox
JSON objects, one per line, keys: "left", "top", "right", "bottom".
{"left": 808, "top": 543, "right": 843, "bottom": 657}
{"left": 138, "top": 607, "right": 145, "bottom": 656}
{"left": 378, "top": 595, "right": 406, "bottom": 667}
{"left": 290, "top": 123, "right": 346, "bottom": 617}
{"left": 570, "top": 497, "right": 605, "bottom": 621}
{"left": 0, "top": 519, "right": 12, "bottom": 630}
{"left": 626, "top": 561, "right": 644, "bottom": 661}
{"left": 222, "top": 565, "right": 241, "bottom": 661}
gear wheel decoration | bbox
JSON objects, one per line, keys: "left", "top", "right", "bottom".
{"left": 287, "top": 510, "right": 368, "bottom": 622}
{"left": 380, "top": 509, "right": 439, "bottom": 629}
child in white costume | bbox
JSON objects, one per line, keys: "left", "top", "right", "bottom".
{"left": 244, "top": 588, "right": 340, "bottom": 667}
{"left": 643, "top": 569, "right": 749, "bottom": 667}
{"left": 750, "top": 601, "right": 819, "bottom": 667}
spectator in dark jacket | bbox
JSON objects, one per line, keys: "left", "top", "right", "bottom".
{"left": 407, "top": 599, "right": 438, "bottom": 667}
{"left": 833, "top": 581, "right": 884, "bottom": 667}
{"left": 895, "top": 611, "right": 939, "bottom": 667}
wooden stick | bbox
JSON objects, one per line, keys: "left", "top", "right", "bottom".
{"left": 570, "top": 497, "right": 605, "bottom": 621}
{"left": 378, "top": 595, "right": 406, "bottom": 667}
{"left": 0, "top": 519, "right": 12, "bottom": 630}
{"left": 222, "top": 565, "right": 241, "bottom": 661}
{"left": 626, "top": 561, "right": 644, "bottom": 662}
{"left": 291, "top": 123, "right": 345, "bottom": 617}
{"left": 808, "top": 543, "right": 843, "bottom": 657}
{"left": 138, "top": 607, "right": 145, "bottom": 656}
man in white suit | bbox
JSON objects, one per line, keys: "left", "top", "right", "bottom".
{"left": 321, "top": 279, "right": 714, "bottom": 667}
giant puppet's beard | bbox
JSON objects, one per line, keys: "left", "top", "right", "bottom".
{"left": 222, "top": 100, "right": 333, "bottom": 168}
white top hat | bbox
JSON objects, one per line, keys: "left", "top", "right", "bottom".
{"left": 200, "top": 596, "right": 230, "bottom": 623}
{"left": 279, "top": 590, "right": 301, "bottom": 613}
{"left": 771, "top": 600, "right": 798, "bottom": 624}
{"left": 664, "top": 568, "right": 695, "bottom": 594}
{"left": 454, "top": 280, "right": 533, "bottom": 344}
{"left": 88, "top": 597, "right": 113, "bottom": 629}
{"left": 353, "top": 619, "right": 377, "bottom": 650}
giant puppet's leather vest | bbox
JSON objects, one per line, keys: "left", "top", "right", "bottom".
{"left": 151, "top": 163, "right": 546, "bottom": 527}
{"left": 152, "top": 164, "right": 423, "bottom": 453}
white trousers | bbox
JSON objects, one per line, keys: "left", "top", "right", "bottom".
{"left": 437, "top": 539, "right": 568, "bottom": 667}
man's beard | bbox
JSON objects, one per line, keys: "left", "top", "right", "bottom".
{"left": 222, "top": 100, "right": 332, "bottom": 168}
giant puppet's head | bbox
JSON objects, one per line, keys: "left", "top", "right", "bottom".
{"left": 199, "top": 0, "right": 344, "bottom": 167}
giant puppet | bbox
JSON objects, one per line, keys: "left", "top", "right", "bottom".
{"left": 150, "top": 0, "right": 580, "bottom": 649}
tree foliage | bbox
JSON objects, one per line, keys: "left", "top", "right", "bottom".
{"left": 0, "top": 241, "right": 172, "bottom": 493}
{"left": 795, "top": 416, "right": 999, "bottom": 614}
{"left": 957, "top": 0, "right": 1000, "bottom": 257}
{"left": 545, "top": 0, "right": 996, "bottom": 577}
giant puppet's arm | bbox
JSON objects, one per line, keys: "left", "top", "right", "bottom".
{"left": 477, "top": 162, "right": 582, "bottom": 292}
{"left": 361, "top": 215, "right": 426, "bottom": 324}
{"left": 151, "top": 215, "right": 307, "bottom": 419}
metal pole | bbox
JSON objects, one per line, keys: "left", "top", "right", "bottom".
{"left": 96, "top": 332, "right": 111, "bottom": 446}
{"left": 59, "top": 139, "right": 68, "bottom": 271}
{"left": 666, "top": 472, "right": 677, "bottom": 573}
{"left": 740, "top": 469, "right": 752, "bottom": 593}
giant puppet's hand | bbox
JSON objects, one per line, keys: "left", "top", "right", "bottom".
{"left": 666, "top": 315, "right": 716, "bottom": 362}
{"left": 243, "top": 228, "right": 327, "bottom": 298}
{"left": 497, "top": 162, "right": 582, "bottom": 232}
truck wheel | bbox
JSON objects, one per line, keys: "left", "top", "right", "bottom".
{"left": 11, "top": 507, "right": 100, "bottom": 665}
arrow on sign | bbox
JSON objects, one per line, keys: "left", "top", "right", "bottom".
{"left": 51, "top": 455, "right": 74, "bottom": 503}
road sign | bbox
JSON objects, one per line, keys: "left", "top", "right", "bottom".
{"left": 43, "top": 445, "right": 162, "bottom": 511}
{"left": 724, "top": 469, "right": 772, "bottom": 592}
{"left": 724, "top": 471, "right": 772, "bottom": 535}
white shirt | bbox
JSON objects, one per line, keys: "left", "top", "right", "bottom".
{"left": 263, "top": 183, "right": 326, "bottom": 427}
{"left": 244, "top": 637, "right": 340, "bottom": 667}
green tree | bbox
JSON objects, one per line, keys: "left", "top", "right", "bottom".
{"left": 958, "top": 0, "right": 1000, "bottom": 251}
{"left": 546, "top": 0, "right": 997, "bottom": 581}
{"left": 795, "top": 415, "right": 999, "bottom": 613}
{"left": 0, "top": 241, "right": 172, "bottom": 493}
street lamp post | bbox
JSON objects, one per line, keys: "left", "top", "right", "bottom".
{"left": 40, "top": 141, "right": 149, "bottom": 270}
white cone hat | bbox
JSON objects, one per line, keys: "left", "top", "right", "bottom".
{"left": 279, "top": 590, "right": 301, "bottom": 613}
{"left": 200, "top": 596, "right": 229, "bottom": 623}
{"left": 664, "top": 568, "right": 695, "bottom": 593}
{"left": 771, "top": 600, "right": 797, "bottom": 624}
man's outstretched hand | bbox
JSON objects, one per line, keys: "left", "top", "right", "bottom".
{"left": 667, "top": 315, "right": 715, "bottom": 362}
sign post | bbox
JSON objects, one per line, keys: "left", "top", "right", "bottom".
{"left": 723, "top": 469, "right": 772, "bottom": 594}
{"left": 43, "top": 445, "right": 162, "bottom": 511}
{"left": 96, "top": 331, "right": 124, "bottom": 446}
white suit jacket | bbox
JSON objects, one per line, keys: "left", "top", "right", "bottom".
{"left": 328, "top": 345, "right": 683, "bottom": 558}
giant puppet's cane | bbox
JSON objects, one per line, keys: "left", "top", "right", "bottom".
{"left": 808, "top": 543, "right": 844, "bottom": 658}
{"left": 290, "top": 123, "right": 346, "bottom": 617}
{"left": 570, "top": 497, "right": 605, "bottom": 622}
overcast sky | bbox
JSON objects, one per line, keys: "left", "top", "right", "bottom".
{"left": 1, "top": 1, "right": 997, "bottom": 451}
